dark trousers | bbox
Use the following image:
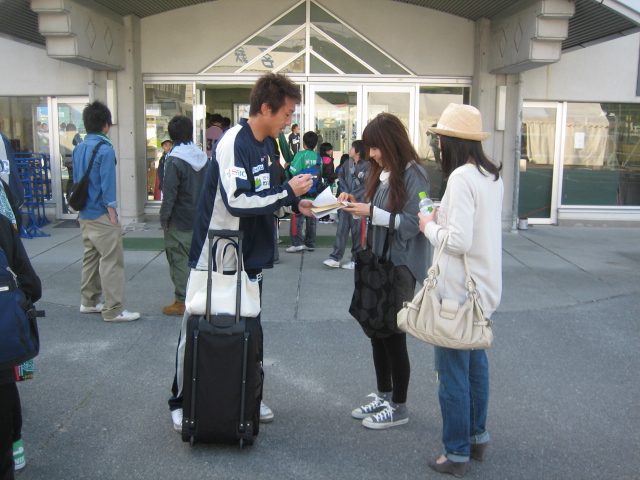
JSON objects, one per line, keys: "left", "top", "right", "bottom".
{"left": 290, "top": 213, "right": 317, "bottom": 248}
{"left": 369, "top": 265, "right": 415, "bottom": 405}
{"left": 0, "top": 382, "right": 17, "bottom": 480}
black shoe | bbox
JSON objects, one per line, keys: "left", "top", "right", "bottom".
{"left": 427, "top": 457, "right": 467, "bottom": 478}
{"left": 470, "top": 441, "right": 489, "bottom": 461}
{"left": 306, "top": 246, "right": 315, "bottom": 252}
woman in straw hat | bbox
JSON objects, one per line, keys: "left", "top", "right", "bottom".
{"left": 419, "top": 103, "right": 503, "bottom": 477}
{"left": 341, "top": 113, "right": 430, "bottom": 430}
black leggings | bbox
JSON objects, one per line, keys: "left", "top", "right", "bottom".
{"left": 371, "top": 333, "right": 410, "bottom": 404}
{"left": 370, "top": 265, "right": 415, "bottom": 404}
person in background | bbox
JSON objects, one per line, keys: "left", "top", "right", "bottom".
{"left": 288, "top": 123, "right": 300, "bottom": 156}
{"left": 159, "top": 116, "right": 207, "bottom": 316}
{"left": 222, "top": 117, "right": 231, "bottom": 131}
{"left": 341, "top": 113, "right": 430, "bottom": 430}
{"left": 205, "top": 113, "right": 224, "bottom": 159}
{"left": 318, "top": 142, "right": 337, "bottom": 224}
{"left": 72, "top": 101, "right": 140, "bottom": 322}
{"left": 323, "top": 140, "right": 369, "bottom": 269}
{"left": 156, "top": 139, "right": 173, "bottom": 196}
{"left": 286, "top": 131, "right": 320, "bottom": 253}
{"left": 420, "top": 104, "right": 503, "bottom": 478}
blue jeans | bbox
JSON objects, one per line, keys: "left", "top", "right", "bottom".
{"left": 434, "top": 346, "right": 490, "bottom": 463}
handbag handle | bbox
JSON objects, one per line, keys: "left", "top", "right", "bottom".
{"left": 364, "top": 204, "right": 395, "bottom": 262}
{"left": 426, "top": 232, "right": 477, "bottom": 296}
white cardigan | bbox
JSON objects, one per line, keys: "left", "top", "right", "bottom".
{"left": 424, "top": 164, "right": 504, "bottom": 318}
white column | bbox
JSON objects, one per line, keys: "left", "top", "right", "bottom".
{"left": 114, "top": 15, "right": 146, "bottom": 224}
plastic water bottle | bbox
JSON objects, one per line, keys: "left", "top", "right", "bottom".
{"left": 418, "top": 191, "right": 434, "bottom": 215}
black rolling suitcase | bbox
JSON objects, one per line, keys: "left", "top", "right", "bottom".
{"left": 182, "top": 230, "right": 262, "bottom": 447}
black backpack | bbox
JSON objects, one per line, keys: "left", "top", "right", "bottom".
{"left": 67, "top": 141, "right": 106, "bottom": 212}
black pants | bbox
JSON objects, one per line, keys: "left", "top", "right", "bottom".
{"left": 370, "top": 265, "right": 415, "bottom": 405}
{"left": 0, "top": 382, "right": 17, "bottom": 480}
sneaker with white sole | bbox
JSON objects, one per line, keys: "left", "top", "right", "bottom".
{"left": 104, "top": 310, "right": 140, "bottom": 322}
{"left": 260, "top": 402, "right": 274, "bottom": 423}
{"left": 80, "top": 302, "right": 104, "bottom": 313}
{"left": 351, "top": 393, "right": 388, "bottom": 419}
{"left": 323, "top": 258, "right": 340, "bottom": 268}
{"left": 285, "top": 245, "right": 307, "bottom": 253}
{"left": 362, "top": 401, "right": 408, "bottom": 429}
{"left": 341, "top": 261, "right": 356, "bottom": 270}
{"left": 171, "top": 408, "right": 183, "bottom": 433}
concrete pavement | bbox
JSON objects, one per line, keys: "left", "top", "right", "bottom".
{"left": 14, "top": 220, "right": 640, "bottom": 479}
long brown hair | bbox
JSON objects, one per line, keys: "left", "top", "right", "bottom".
{"left": 439, "top": 135, "right": 502, "bottom": 181}
{"left": 362, "top": 113, "right": 420, "bottom": 213}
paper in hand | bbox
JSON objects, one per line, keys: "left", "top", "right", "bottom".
{"left": 310, "top": 188, "right": 347, "bottom": 218}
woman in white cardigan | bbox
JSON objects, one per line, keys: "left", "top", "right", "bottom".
{"left": 419, "top": 104, "right": 504, "bottom": 478}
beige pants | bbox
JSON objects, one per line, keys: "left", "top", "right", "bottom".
{"left": 78, "top": 214, "right": 125, "bottom": 320}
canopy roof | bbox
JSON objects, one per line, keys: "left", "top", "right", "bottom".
{"left": 0, "top": 0, "right": 638, "bottom": 53}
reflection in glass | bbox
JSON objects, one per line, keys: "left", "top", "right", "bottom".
{"left": 520, "top": 106, "right": 557, "bottom": 218}
{"left": 310, "top": 3, "right": 409, "bottom": 75}
{"left": 57, "top": 102, "right": 85, "bottom": 214}
{"left": 314, "top": 91, "right": 357, "bottom": 155}
{"left": 145, "top": 84, "right": 194, "bottom": 200}
{"left": 562, "top": 103, "right": 640, "bottom": 206}
{"left": 204, "top": 4, "right": 304, "bottom": 73}
{"left": 241, "top": 30, "right": 306, "bottom": 73}
{"left": 310, "top": 31, "right": 373, "bottom": 74}
{"left": 416, "top": 87, "right": 468, "bottom": 201}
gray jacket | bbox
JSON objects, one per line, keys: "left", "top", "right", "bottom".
{"left": 159, "top": 146, "right": 207, "bottom": 230}
{"left": 338, "top": 158, "right": 370, "bottom": 202}
{"left": 370, "top": 163, "right": 431, "bottom": 284}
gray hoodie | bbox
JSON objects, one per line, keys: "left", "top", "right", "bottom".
{"left": 159, "top": 143, "right": 208, "bottom": 230}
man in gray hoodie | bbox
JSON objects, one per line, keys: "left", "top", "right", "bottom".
{"left": 159, "top": 115, "right": 208, "bottom": 315}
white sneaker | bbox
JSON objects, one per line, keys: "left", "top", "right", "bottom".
{"left": 323, "top": 259, "right": 340, "bottom": 268}
{"left": 341, "top": 261, "right": 356, "bottom": 270}
{"left": 260, "top": 402, "right": 274, "bottom": 423}
{"left": 285, "top": 245, "right": 307, "bottom": 253}
{"left": 80, "top": 302, "right": 104, "bottom": 313}
{"left": 171, "top": 408, "right": 183, "bottom": 433}
{"left": 104, "top": 310, "right": 140, "bottom": 322}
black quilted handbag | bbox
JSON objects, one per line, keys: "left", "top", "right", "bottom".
{"left": 348, "top": 210, "right": 398, "bottom": 338}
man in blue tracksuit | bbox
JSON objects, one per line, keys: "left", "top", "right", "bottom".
{"left": 168, "top": 73, "right": 314, "bottom": 432}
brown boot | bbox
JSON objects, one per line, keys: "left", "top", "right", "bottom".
{"left": 162, "top": 301, "right": 185, "bottom": 316}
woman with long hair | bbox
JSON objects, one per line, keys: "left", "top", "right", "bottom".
{"left": 341, "top": 113, "right": 430, "bottom": 429}
{"left": 419, "top": 104, "right": 503, "bottom": 478}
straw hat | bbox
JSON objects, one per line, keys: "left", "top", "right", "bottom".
{"left": 426, "top": 103, "right": 490, "bottom": 141}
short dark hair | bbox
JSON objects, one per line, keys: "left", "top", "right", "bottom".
{"left": 302, "top": 131, "right": 318, "bottom": 150}
{"left": 210, "top": 113, "right": 223, "bottom": 124}
{"left": 291, "top": 124, "right": 299, "bottom": 131}
{"left": 83, "top": 101, "right": 112, "bottom": 134}
{"left": 168, "top": 115, "right": 193, "bottom": 145}
{"left": 351, "top": 140, "right": 365, "bottom": 161}
{"left": 319, "top": 142, "right": 333, "bottom": 157}
{"left": 249, "top": 73, "right": 301, "bottom": 117}
{"left": 222, "top": 117, "right": 231, "bottom": 128}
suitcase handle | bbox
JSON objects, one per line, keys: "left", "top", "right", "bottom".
{"left": 206, "top": 229, "right": 244, "bottom": 324}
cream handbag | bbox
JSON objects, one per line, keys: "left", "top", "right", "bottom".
{"left": 185, "top": 237, "right": 261, "bottom": 318}
{"left": 397, "top": 234, "right": 493, "bottom": 350}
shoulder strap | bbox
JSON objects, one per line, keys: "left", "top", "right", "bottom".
{"left": 80, "top": 141, "right": 106, "bottom": 182}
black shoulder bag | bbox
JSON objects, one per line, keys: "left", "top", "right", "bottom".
{"left": 67, "top": 141, "right": 106, "bottom": 212}
{"left": 349, "top": 205, "right": 399, "bottom": 338}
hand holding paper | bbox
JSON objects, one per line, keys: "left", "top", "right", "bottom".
{"left": 310, "top": 188, "right": 347, "bottom": 219}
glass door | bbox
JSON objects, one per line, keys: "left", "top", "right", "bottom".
{"left": 519, "top": 102, "right": 563, "bottom": 224}
{"left": 363, "top": 86, "right": 416, "bottom": 143}
{"left": 309, "top": 85, "right": 361, "bottom": 157}
{"left": 50, "top": 97, "right": 89, "bottom": 219}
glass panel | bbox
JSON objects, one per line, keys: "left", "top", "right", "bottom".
{"left": 279, "top": 55, "right": 306, "bottom": 74}
{"left": 310, "top": 32, "right": 373, "bottom": 74}
{"left": 145, "top": 84, "right": 194, "bottom": 200}
{"left": 242, "top": 30, "right": 306, "bottom": 73}
{"left": 417, "top": 87, "right": 469, "bottom": 200}
{"left": 519, "top": 105, "right": 557, "bottom": 218}
{"left": 314, "top": 91, "right": 357, "bottom": 155}
{"left": 310, "top": 53, "right": 339, "bottom": 74}
{"left": 310, "top": 3, "right": 409, "bottom": 75}
{"left": 204, "top": 5, "right": 304, "bottom": 73}
{"left": 562, "top": 102, "right": 640, "bottom": 206}
{"left": 0, "top": 96, "right": 49, "bottom": 154}
{"left": 57, "top": 102, "right": 86, "bottom": 214}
